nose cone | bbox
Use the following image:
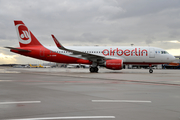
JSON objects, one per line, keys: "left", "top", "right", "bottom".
{"left": 170, "top": 55, "right": 176, "bottom": 62}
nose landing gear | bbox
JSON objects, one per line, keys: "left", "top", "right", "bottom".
{"left": 149, "top": 64, "right": 153, "bottom": 73}
{"left": 149, "top": 69, "right": 153, "bottom": 73}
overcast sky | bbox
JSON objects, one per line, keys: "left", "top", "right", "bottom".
{"left": 0, "top": 0, "right": 180, "bottom": 64}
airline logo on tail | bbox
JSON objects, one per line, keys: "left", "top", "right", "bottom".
{"left": 16, "top": 24, "right": 31, "bottom": 44}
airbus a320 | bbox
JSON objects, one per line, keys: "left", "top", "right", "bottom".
{"left": 5, "top": 21, "right": 175, "bottom": 73}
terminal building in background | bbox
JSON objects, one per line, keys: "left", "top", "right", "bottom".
{"left": 162, "top": 56, "right": 180, "bottom": 69}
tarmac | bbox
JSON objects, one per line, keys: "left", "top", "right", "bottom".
{"left": 0, "top": 67, "right": 180, "bottom": 120}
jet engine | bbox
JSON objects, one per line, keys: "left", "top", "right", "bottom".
{"left": 105, "top": 59, "right": 123, "bottom": 70}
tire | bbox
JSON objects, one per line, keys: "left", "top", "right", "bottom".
{"left": 90, "top": 67, "right": 95, "bottom": 73}
{"left": 90, "top": 67, "right": 99, "bottom": 73}
{"left": 149, "top": 69, "right": 153, "bottom": 73}
{"left": 94, "top": 67, "right": 99, "bottom": 73}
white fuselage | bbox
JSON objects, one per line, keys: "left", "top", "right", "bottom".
{"left": 45, "top": 46, "right": 175, "bottom": 64}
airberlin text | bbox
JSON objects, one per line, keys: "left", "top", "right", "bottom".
{"left": 102, "top": 48, "right": 148, "bottom": 56}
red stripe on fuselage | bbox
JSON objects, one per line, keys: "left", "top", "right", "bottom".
{"left": 123, "top": 62, "right": 168, "bottom": 65}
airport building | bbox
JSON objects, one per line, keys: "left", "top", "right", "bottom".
{"left": 124, "top": 56, "right": 180, "bottom": 69}
{"left": 162, "top": 56, "right": 180, "bottom": 69}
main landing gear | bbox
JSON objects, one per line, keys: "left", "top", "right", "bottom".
{"left": 89, "top": 66, "right": 99, "bottom": 73}
{"left": 90, "top": 62, "right": 99, "bottom": 73}
{"left": 149, "top": 64, "right": 153, "bottom": 73}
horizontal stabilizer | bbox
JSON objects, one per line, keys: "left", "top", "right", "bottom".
{"left": 5, "top": 47, "right": 31, "bottom": 52}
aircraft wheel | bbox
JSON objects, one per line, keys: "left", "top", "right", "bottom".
{"left": 90, "top": 67, "right": 98, "bottom": 73}
{"left": 149, "top": 69, "right": 153, "bottom": 73}
{"left": 90, "top": 67, "right": 95, "bottom": 73}
{"left": 94, "top": 67, "right": 99, "bottom": 73}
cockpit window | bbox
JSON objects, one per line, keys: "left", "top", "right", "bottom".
{"left": 161, "top": 51, "right": 169, "bottom": 54}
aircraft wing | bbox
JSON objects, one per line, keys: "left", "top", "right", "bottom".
{"left": 5, "top": 47, "right": 31, "bottom": 52}
{"left": 51, "top": 35, "right": 125, "bottom": 61}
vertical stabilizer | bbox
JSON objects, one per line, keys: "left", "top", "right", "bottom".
{"left": 14, "top": 20, "right": 42, "bottom": 47}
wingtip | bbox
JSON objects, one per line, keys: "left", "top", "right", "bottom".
{"left": 51, "top": 34, "right": 62, "bottom": 48}
{"left": 51, "top": 34, "right": 55, "bottom": 38}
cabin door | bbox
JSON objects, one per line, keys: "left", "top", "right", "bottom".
{"left": 149, "top": 48, "right": 155, "bottom": 58}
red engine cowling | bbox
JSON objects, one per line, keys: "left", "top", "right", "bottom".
{"left": 105, "top": 59, "right": 123, "bottom": 70}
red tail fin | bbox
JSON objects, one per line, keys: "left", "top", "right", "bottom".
{"left": 14, "top": 20, "right": 42, "bottom": 47}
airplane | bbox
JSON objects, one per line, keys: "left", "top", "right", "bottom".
{"left": 5, "top": 20, "right": 176, "bottom": 73}
{"left": 29, "top": 64, "right": 50, "bottom": 68}
{"left": 29, "top": 64, "right": 39, "bottom": 68}
{"left": 39, "top": 64, "right": 51, "bottom": 68}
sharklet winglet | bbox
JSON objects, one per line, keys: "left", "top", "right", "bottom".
{"left": 51, "top": 34, "right": 64, "bottom": 49}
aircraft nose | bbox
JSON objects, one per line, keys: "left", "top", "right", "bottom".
{"left": 171, "top": 55, "right": 176, "bottom": 62}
